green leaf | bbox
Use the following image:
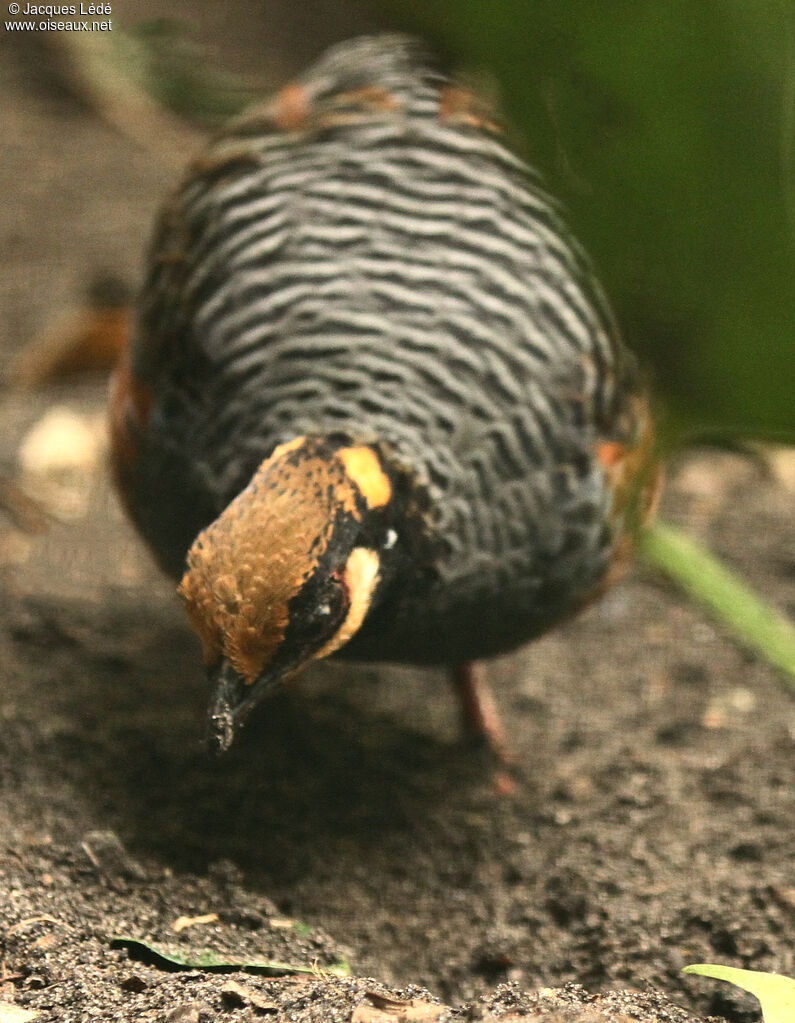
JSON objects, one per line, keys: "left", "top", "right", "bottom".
{"left": 111, "top": 936, "right": 350, "bottom": 976}
{"left": 683, "top": 964, "right": 795, "bottom": 1023}
{"left": 640, "top": 521, "right": 795, "bottom": 687}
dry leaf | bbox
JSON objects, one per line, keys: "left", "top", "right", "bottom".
{"left": 0, "top": 1004, "right": 38, "bottom": 1023}
{"left": 773, "top": 887, "right": 795, "bottom": 910}
{"left": 172, "top": 913, "right": 219, "bottom": 933}
{"left": 220, "top": 980, "right": 277, "bottom": 1013}
{"left": 7, "top": 916, "right": 62, "bottom": 936}
{"left": 364, "top": 993, "right": 411, "bottom": 1011}
{"left": 18, "top": 407, "right": 106, "bottom": 476}
{"left": 352, "top": 994, "right": 448, "bottom": 1022}
{"left": 81, "top": 830, "right": 146, "bottom": 886}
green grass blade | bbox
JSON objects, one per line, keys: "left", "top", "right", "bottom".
{"left": 639, "top": 520, "right": 795, "bottom": 686}
{"left": 684, "top": 964, "right": 795, "bottom": 1023}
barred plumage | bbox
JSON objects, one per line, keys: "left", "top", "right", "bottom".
{"left": 112, "top": 35, "right": 655, "bottom": 714}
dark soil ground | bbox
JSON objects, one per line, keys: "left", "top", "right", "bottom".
{"left": 1, "top": 8, "right": 794, "bottom": 1022}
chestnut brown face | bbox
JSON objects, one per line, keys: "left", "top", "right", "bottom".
{"left": 177, "top": 437, "right": 391, "bottom": 750}
{"left": 204, "top": 544, "right": 381, "bottom": 752}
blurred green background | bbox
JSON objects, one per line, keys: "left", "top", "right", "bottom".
{"left": 369, "top": 0, "right": 795, "bottom": 443}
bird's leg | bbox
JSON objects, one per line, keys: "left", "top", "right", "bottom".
{"left": 451, "top": 661, "right": 514, "bottom": 766}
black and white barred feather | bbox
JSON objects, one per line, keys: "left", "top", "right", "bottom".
{"left": 126, "top": 35, "right": 650, "bottom": 663}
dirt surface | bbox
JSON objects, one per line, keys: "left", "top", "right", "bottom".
{"left": 2, "top": 11, "right": 794, "bottom": 1023}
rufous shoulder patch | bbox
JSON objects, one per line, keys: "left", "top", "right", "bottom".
{"left": 438, "top": 85, "right": 501, "bottom": 133}
{"left": 595, "top": 441, "right": 626, "bottom": 471}
{"left": 331, "top": 86, "right": 399, "bottom": 112}
{"left": 272, "top": 83, "right": 309, "bottom": 132}
{"left": 595, "top": 404, "right": 661, "bottom": 529}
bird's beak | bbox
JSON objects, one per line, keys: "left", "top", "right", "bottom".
{"left": 206, "top": 658, "right": 282, "bottom": 754}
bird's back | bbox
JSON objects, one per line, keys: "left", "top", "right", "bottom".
{"left": 117, "top": 35, "right": 654, "bottom": 663}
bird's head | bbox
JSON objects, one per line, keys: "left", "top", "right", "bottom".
{"left": 177, "top": 436, "right": 396, "bottom": 751}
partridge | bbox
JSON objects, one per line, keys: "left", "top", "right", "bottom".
{"left": 110, "top": 36, "right": 658, "bottom": 756}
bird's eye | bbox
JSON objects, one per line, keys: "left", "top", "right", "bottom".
{"left": 291, "top": 572, "right": 350, "bottom": 646}
{"left": 320, "top": 579, "right": 349, "bottom": 627}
